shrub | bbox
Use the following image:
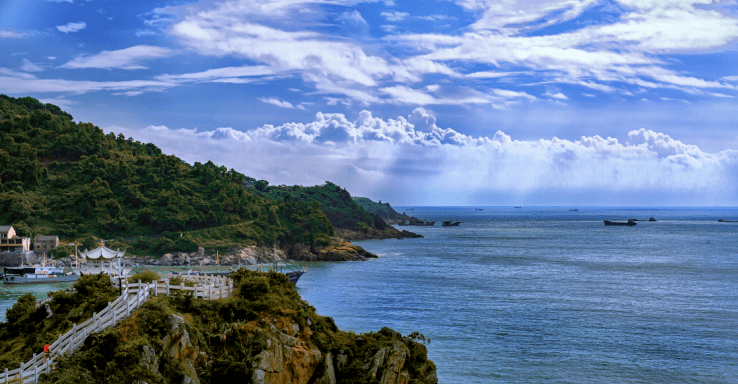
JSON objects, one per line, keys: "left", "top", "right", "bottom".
{"left": 128, "top": 270, "right": 159, "bottom": 284}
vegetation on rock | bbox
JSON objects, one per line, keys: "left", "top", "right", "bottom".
{"left": 24, "top": 270, "right": 437, "bottom": 384}
{"left": 0, "top": 274, "right": 118, "bottom": 368}
{"left": 352, "top": 197, "right": 406, "bottom": 222}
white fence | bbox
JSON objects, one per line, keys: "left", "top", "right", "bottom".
{"left": 0, "top": 275, "right": 233, "bottom": 383}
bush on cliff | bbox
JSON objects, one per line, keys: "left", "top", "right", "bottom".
{"left": 0, "top": 274, "right": 118, "bottom": 369}
{"left": 35, "top": 270, "right": 436, "bottom": 384}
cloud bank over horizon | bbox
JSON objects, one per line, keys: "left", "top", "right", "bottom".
{"left": 115, "top": 108, "right": 738, "bottom": 206}
{"left": 3, "top": 0, "right": 738, "bottom": 205}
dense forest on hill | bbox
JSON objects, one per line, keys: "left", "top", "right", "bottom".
{"left": 249, "top": 180, "right": 388, "bottom": 231}
{"left": 0, "top": 95, "right": 333, "bottom": 255}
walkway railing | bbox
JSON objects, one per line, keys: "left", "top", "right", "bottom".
{"left": 0, "top": 275, "right": 233, "bottom": 383}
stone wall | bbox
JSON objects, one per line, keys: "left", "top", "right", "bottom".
{"left": 0, "top": 251, "right": 37, "bottom": 267}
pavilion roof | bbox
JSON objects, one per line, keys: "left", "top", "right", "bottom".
{"left": 79, "top": 246, "right": 126, "bottom": 259}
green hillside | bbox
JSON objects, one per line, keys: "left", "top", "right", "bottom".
{"left": 249, "top": 181, "right": 388, "bottom": 231}
{"left": 352, "top": 197, "right": 405, "bottom": 221}
{"left": 0, "top": 95, "right": 333, "bottom": 255}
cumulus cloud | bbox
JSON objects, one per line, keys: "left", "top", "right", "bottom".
{"left": 57, "top": 22, "right": 86, "bottom": 33}
{"left": 60, "top": 45, "right": 174, "bottom": 70}
{"left": 121, "top": 108, "right": 738, "bottom": 205}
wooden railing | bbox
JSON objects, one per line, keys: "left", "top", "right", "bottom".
{"left": 0, "top": 275, "right": 233, "bottom": 383}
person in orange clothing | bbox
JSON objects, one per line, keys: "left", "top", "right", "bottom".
{"left": 43, "top": 344, "right": 51, "bottom": 368}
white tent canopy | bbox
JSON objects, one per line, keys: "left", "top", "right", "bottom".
{"left": 79, "top": 246, "right": 126, "bottom": 260}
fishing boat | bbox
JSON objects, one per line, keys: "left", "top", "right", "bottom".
{"left": 648, "top": 217, "right": 657, "bottom": 222}
{"left": 442, "top": 219, "right": 462, "bottom": 226}
{"left": 603, "top": 219, "right": 637, "bottom": 226}
{"left": 272, "top": 245, "right": 305, "bottom": 285}
{"left": 3, "top": 265, "right": 78, "bottom": 284}
{"left": 718, "top": 219, "right": 738, "bottom": 223}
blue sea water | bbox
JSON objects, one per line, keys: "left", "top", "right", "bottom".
{"left": 297, "top": 207, "right": 738, "bottom": 383}
{"left": 1, "top": 207, "right": 736, "bottom": 382}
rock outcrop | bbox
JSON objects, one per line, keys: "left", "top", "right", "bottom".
{"left": 53, "top": 240, "right": 384, "bottom": 267}
{"left": 42, "top": 270, "right": 437, "bottom": 384}
{"left": 334, "top": 227, "right": 422, "bottom": 241}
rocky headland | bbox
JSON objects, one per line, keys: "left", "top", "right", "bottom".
{"left": 32, "top": 271, "right": 438, "bottom": 384}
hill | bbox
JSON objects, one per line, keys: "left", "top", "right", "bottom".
{"left": 0, "top": 95, "right": 334, "bottom": 256}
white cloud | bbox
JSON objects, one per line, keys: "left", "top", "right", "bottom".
{"left": 123, "top": 108, "right": 738, "bottom": 205}
{"left": 258, "top": 98, "right": 294, "bottom": 108}
{"left": 60, "top": 45, "right": 174, "bottom": 70}
{"left": 544, "top": 91, "right": 568, "bottom": 100}
{"left": 57, "top": 22, "right": 87, "bottom": 34}
{"left": 156, "top": 65, "right": 275, "bottom": 83}
{"left": 20, "top": 58, "right": 43, "bottom": 72}
{"left": 0, "top": 68, "right": 175, "bottom": 94}
{"left": 339, "top": 10, "right": 369, "bottom": 25}
{"left": 381, "top": 11, "right": 409, "bottom": 22}
{"left": 0, "top": 30, "right": 27, "bottom": 38}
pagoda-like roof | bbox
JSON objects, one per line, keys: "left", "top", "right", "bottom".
{"left": 79, "top": 246, "right": 126, "bottom": 259}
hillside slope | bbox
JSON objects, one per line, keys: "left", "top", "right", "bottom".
{"left": 0, "top": 95, "right": 333, "bottom": 255}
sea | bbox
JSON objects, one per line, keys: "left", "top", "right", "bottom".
{"left": 1, "top": 207, "right": 737, "bottom": 383}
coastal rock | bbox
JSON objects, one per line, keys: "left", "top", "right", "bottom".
{"left": 335, "top": 227, "right": 422, "bottom": 241}
{"left": 289, "top": 237, "right": 377, "bottom": 262}
{"left": 251, "top": 320, "right": 323, "bottom": 384}
{"left": 161, "top": 314, "right": 203, "bottom": 384}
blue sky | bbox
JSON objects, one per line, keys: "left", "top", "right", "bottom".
{"left": 2, "top": 0, "right": 738, "bottom": 206}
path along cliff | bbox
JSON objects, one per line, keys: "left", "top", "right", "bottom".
{"left": 17, "top": 270, "right": 437, "bottom": 384}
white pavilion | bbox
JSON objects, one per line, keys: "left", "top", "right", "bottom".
{"left": 76, "top": 246, "right": 131, "bottom": 278}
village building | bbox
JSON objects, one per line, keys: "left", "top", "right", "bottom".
{"left": 0, "top": 225, "right": 31, "bottom": 253}
{"left": 34, "top": 235, "right": 60, "bottom": 255}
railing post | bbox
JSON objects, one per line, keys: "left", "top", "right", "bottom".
{"left": 112, "top": 304, "right": 116, "bottom": 326}
{"left": 33, "top": 354, "right": 37, "bottom": 381}
{"left": 167, "top": 281, "right": 170, "bottom": 295}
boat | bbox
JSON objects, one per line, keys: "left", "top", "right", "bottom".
{"left": 514, "top": 206, "right": 521, "bottom": 209}
{"left": 442, "top": 219, "right": 462, "bottom": 226}
{"left": 603, "top": 219, "right": 637, "bottom": 226}
{"left": 569, "top": 209, "right": 578, "bottom": 211}
{"left": 718, "top": 219, "right": 738, "bottom": 223}
{"left": 475, "top": 208, "right": 483, "bottom": 211}
{"left": 648, "top": 217, "right": 657, "bottom": 222}
{"left": 284, "top": 270, "right": 305, "bottom": 284}
{"left": 271, "top": 245, "right": 305, "bottom": 285}
{"left": 413, "top": 218, "right": 435, "bottom": 226}
{"left": 3, "top": 265, "right": 79, "bottom": 284}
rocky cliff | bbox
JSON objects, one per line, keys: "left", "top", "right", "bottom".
{"left": 40, "top": 270, "right": 437, "bottom": 384}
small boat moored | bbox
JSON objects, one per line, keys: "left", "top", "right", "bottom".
{"left": 603, "top": 219, "right": 637, "bottom": 226}
{"left": 3, "top": 265, "right": 79, "bottom": 284}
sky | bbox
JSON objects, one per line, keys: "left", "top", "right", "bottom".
{"left": 1, "top": 0, "right": 738, "bottom": 206}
